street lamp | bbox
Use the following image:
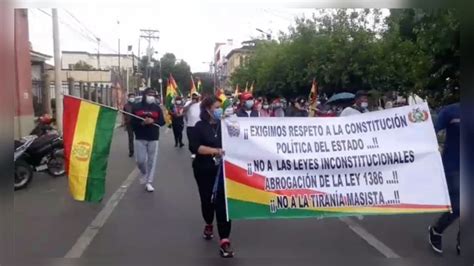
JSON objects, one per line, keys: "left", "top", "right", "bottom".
{"left": 256, "top": 28, "right": 271, "bottom": 40}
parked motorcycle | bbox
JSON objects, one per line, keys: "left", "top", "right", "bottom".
{"left": 14, "top": 115, "right": 65, "bottom": 190}
{"left": 14, "top": 135, "right": 36, "bottom": 190}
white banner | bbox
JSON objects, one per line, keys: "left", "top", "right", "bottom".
{"left": 221, "top": 103, "right": 451, "bottom": 220}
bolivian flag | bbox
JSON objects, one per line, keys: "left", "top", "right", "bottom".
{"left": 196, "top": 77, "right": 203, "bottom": 93}
{"left": 63, "top": 96, "right": 117, "bottom": 202}
{"left": 190, "top": 75, "right": 197, "bottom": 95}
{"left": 216, "top": 88, "right": 231, "bottom": 110}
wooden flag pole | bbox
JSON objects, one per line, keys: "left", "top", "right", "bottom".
{"left": 63, "top": 95, "right": 163, "bottom": 128}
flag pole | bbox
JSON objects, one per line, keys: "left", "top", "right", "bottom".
{"left": 63, "top": 95, "right": 162, "bottom": 127}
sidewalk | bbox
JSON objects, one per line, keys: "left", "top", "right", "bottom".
{"left": 115, "top": 113, "right": 123, "bottom": 129}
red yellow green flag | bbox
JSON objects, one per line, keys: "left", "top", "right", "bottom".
{"left": 216, "top": 88, "right": 231, "bottom": 110}
{"left": 190, "top": 75, "right": 197, "bottom": 95}
{"left": 234, "top": 84, "right": 240, "bottom": 98}
{"left": 196, "top": 77, "right": 203, "bottom": 93}
{"left": 166, "top": 74, "right": 178, "bottom": 110}
{"left": 63, "top": 96, "right": 117, "bottom": 202}
{"left": 308, "top": 78, "right": 318, "bottom": 117}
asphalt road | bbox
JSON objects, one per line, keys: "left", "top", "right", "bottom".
{"left": 13, "top": 127, "right": 463, "bottom": 265}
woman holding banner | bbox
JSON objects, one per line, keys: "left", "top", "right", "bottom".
{"left": 189, "top": 96, "right": 234, "bottom": 258}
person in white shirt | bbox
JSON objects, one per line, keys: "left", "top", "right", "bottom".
{"left": 340, "top": 90, "right": 370, "bottom": 117}
{"left": 184, "top": 92, "right": 201, "bottom": 158}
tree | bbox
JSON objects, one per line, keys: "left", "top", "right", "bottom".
{"left": 193, "top": 72, "right": 214, "bottom": 95}
{"left": 73, "top": 60, "right": 94, "bottom": 70}
{"left": 231, "top": 8, "right": 459, "bottom": 107}
{"left": 138, "top": 53, "right": 192, "bottom": 96}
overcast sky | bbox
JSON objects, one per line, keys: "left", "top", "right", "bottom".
{"left": 28, "top": 5, "right": 320, "bottom": 72}
{"left": 28, "top": 4, "right": 390, "bottom": 73}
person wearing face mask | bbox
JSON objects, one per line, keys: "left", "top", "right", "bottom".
{"left": 131, "top": 88, "right": 166, "bottom": 192}
{"left": 171, "top": 96, "right": 185, "bottom": 148}
{"left": 259, "top": 100, "right": 271, "bottom": 117}
{"left": 123, "top": 93, "right": 136, "bottom": 157}
{"left": 271, "top": 98, "right": 286, "bottom": 117}
{"left": 294, "top": 97, "right": 309, "bottom": 117}
{"left": 236, "top": 92, "right": 259, "bottom": 117}
{"left": 340, "top": 90, "right": 370, "bottom": 116}
{"left": 184, "top": 92, "right": 201, "bottom": 158}
{"left": 189, "top": 96, "right": 234, "bottom": 258}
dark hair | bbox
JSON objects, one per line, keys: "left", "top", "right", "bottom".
{"left": 128, "top": 93, "right": 135, "bottom": 97}
{"left": 144, "top": 87, "right": 156, "bottom": 95}
{"left": 200, "top": 96, "right": 218, "bottom": 121}
{"left": 355, "top": 90, "right": 369, "bottom": 98}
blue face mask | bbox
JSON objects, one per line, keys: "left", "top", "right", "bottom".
{"left": 245, "top": 100, "right": 254, "bottom": 109}
{"left": 213, "top": 108, "right": 223, "bottom": 120}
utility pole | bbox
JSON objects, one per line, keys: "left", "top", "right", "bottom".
{"left": 52, "top": 8, "right": 63, "bottom": 132}
{"left": 139, "top": 29, "right": 160, "bottom": 88}
{"left": 117, "top": 21, "right": 121, "bottom": 73}
{"left": 97, "top": 37, "right": 101, "bottom": 69}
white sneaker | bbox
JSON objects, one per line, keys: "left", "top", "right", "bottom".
{"left": 191, "top": 154, "right": 196, "bottom": 159}
{"left": 145, "top": 183, "right": 155, "bottom": 192}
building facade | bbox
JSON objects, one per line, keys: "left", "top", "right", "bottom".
{"left": 14, "top": 9, "right": 35, "bottom": 138}
{"left": 223, "top": 40, "right": 256, "bottom": 91}
{"left": 61, "top": 51, "right": 138, "bottom": 72}
{"left": 213, "top": 40, "right": 237, "bottom": 91}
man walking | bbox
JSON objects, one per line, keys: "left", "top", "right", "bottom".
{"left": 428, "top": 102, "right": 460, "bottom": 255}
{"left": 184, "top": 92, "right": 201, "bottom": 159}
{"left": 131, "top": 88, "right": 166, "bottom": 192}
{"left": 123, "top": 93, "right": 136, "bottom": 157}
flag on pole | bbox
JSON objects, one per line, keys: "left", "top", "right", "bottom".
{"left": 216, "top": 88, "right": 231, "bottom": 110}
{"left": 308, "top": 78, "right": 318, "bottom": 117}
{"left": 249, "top": 81, "right": 255, "bottom": 93}
{"left": 63, "top": 96, "right": 117, "bottom": 202}
{"left": 166, "top": 74, "right": 179, "bottom": 110}
{"left": 196, "top": 77, "right": 203, "bottom": 93}
{"left": 190, "top": 75, "right": 197, "bottom": 95}
{"left": 170, "top": 73, "right": 182, "bottom": 96}
{"left": 234, "top": 84, "right": 240, "bottom": 98}
{"left": 244, "top": 81, "right": 249, "bottom": 93}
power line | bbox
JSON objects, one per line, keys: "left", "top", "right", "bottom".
{"left": 63, "top": 10, "right": 118, "bottom": 54}
{"left": 64, "top": 9, "right": 100, "bottom": 41}
{"left": 36, "top": 9, "right": 97, "bottom": 44}
{"left": 35, "top": 9, "right": 119, "bottom": 54}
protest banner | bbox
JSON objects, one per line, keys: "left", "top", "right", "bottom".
{"left": 221, "top": 103, "right": 451, "bottom": 220}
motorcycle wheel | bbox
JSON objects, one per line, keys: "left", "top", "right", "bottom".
{"left": 15, "top": 160, "right": 33, "bottom": 190}
{"left": 48, "top": 153, "right": 65, "bottom": 177}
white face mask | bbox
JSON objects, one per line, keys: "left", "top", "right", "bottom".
{"left": 146, "top": 96, "right": 156, "bottom": 104}
{"left": 175, "top": 101, "right": 182, "bottom": 105}
{"left": 128, "top": 98, "right": 135, "bottom": 103}
{"left": 360, "top": 102, "right": 368, "bottom": 109}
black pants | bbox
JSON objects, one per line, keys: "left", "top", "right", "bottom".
{"left": 172, "top": 123, "right": 184, "bottom": 145}
{"left": 126, "top": 125, "right": 134, "bottom": 154}
{"left": 193, "top": 164, "right": 231, "bottom": 239}
{"left": 434, "top": 172, "right": 460, "bottom": 234}
{"left": 186, "top": 127, "right": 195, "bottom": 153}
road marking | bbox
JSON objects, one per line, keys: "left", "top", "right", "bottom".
{"left": 339, "top": 217, "right": 401, "bottom": 258}
{"left": 64, "top": 168, "right": 139, "bottom": 258}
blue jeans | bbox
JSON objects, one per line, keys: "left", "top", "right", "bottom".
{"left": 135, "top": 140, "right": 159, "bottom": 184}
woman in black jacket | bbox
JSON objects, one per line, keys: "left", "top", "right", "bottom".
{"left": 189, "top": 96, "right": 234, "bottom": 258}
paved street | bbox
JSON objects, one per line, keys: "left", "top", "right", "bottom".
{"left": 13, "top": 128, "right": 462, "bottom": 265}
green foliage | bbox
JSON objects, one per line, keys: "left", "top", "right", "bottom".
{"left": 231, "top": 8, "right": 459, "bottom": 107}
{"left": 139, "top": 53, "right": 192, "bottom": 95}
{"left": 193, "top": 72, "right": 214, "bottom": 95}
{"left": 73, "top": 60, "right": 94, "bottom": 70}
